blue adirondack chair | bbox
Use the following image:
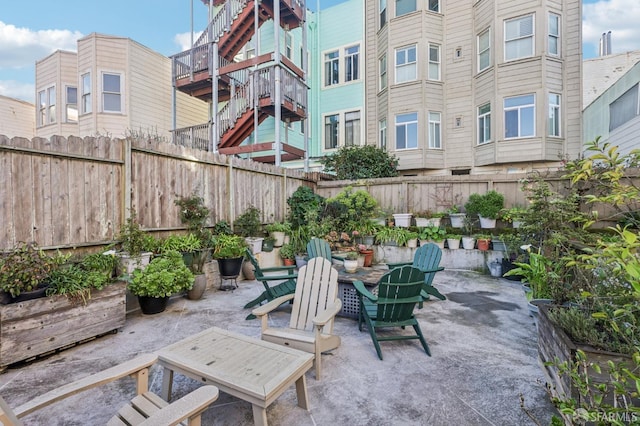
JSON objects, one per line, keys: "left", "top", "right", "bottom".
{"left": 306, "top": 238, "right": 345, "bottom": 264}
{"left": 354, "top": 265, "right": 431, "bottom": 360}
{"left": 387, "top": 242, "right": 446, "bottom": 304}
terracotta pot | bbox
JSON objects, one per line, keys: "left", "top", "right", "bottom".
{"left": 477, "top": 239, "right": 490, "bottom": 251}
{"left": 283, "top": 258, "right": 295, "bottom": 266}
{"left": 360, "top": 249, "right": 374, "bottom": 267}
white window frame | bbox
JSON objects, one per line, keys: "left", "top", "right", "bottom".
{"left": 379, "top": 118, "right": 387, "bottom": 150}
{"left": 504, "top": 14, "right": 534, "bottom": 61}
{"left": 428, "top": 112, "right": 441, "bottom": 148}
{"left": 428, "top": 44, "right": 441, "bottom": 81}
{"left": 285, "top": 31, "right": 293, "bottom": 60}
{"left": 428, "top": 0, "right": 439, "bottom": 13}
{"left": 396, "top": 0, "right": 416, "bottom": 17}
{"left": 379, "top": 54, "right": 387, "bottom": 91}
{"left": 37, "top": 90, "right": 46, "bottom": 127}
{"left": 47, "top": 86, "right": 56, "bottom": 124}
{"left": 548, "top": 93, "right": 561, "bottom": 137}
{"left": 344, "top": 110, "right": 361, "bottom": 146}
{"left": 102, "top": 72, "right": 122, "bottom": 113}
{"left": 478, "top": 103, "right": 491, "bottom": 144}
{"left": 345, "top": 45, "right": 360, "bottom": 82}
{"left": 324, "top": 50, "right": 339, "bottom": 87}
{"left": 504, "top": 94, "right": 535, "bottom": 139}
{"left": 548, "top": 13, "right": 560, "bottom": 56}
{"left": 395, "top": 44, "right": 417, "bottom": 84}
{"left": 395, "top": 112, "right": 418, "bottom": 150}
{"left": 380, "top": 0, "right": 387, "bottom": 29}
{"left": 324, "top": 113, "right": 340, "bottom": 150}
{"left": 81, "top": 72, "right": 91, "bottom": 115}
{"left": 478, "top": 28, "right": 491, "bottom": 72}
{"left": 65, "top": 86, "right": 78, "bottom": 123}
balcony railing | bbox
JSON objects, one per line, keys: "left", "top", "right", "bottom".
{"left": 172, "top": 123, "right": 211, "bottom": 151}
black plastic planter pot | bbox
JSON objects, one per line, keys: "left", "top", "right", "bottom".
{"left": 217, "top": 257, "right": 243, "bottom": 278}
{"left": 137, "top": 296, "right": 168, "bottom": 315}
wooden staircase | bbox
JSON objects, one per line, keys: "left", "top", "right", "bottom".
{"left": 171, "top": 0, "right": 307, "bottom": 163}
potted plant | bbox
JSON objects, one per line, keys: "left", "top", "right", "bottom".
{"left": 117, "top": 209, "right": 156, "bottom": 274}
{"left": 174, "top": 193, "right": 210, "bottom": 243}
{"left": 406, "top": 231, "right": 419, "bottom": 248}
{"left": 475, "top": 234, "right": 492, "bottom": 251}
{"left": 464, "top": 190, "right": 505, "bottom": 229}
{"left": 264, "top": 222, "right": 291, "bottom": 247}
{"left": 212, "top": 234, "right": 247, "bottom": 278}
{"left": 235, "top": 205, "right": 264, "bottom": 254}
{"left": 446, "top": 205, "right": 466, "bottom": 228}
{"left": 128, "top": 250, "right": 194, "bottom": 314}
{"left": 0, "top": 242, "right": 66, "bottom": 303}
{"left": 414, "top": 210, "right": 445, "bottom": 227}
{"left": 418, "top": 226, "right": 446, "bottom": 249}
{"left": 500, "top": 206, "right": 526, "bottom": 228}
{"left": 445, "top": 233, "right": 461, "bottom": 250}
{"left": 343, "top": 251, "right": 359, "bottom": 273}
{"left": 279, "top": 243, "right": 296, "bottom": 266}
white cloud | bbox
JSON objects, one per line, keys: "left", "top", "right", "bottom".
{"left": 0, "top": 80, "right": 35, "bottom": 102}
{"left": 174, "top": 31, "right": 204, "bottom": 52}
{"left": 583, "top": 0, "right": 640, "bottom": 55}
{"left": 0, "top": 21, "right": 82, "bottom": 69}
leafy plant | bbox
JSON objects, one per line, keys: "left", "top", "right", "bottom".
{"left": 128, "top": 250, "right": 194, "bottom": 297}
{"left": 0, "top": 242, "right": 67, "bottom": 297}
{"left": 287, "top": 186, "right": 324, "bottom": 229}
{"left": 279, "top": 243, "right": 295, "bottom": 260}
{"left": 212, "top": 220, "right": 233, "bottom": 236}
{"left": 503, "top": 247, "right": 555, "bottom": 300}
{"left": 265, "top": 222, "right": 291, "bottom": 233}
{"left": 418, "top": 226, "right": 446, "bottom": 241}
{"left": 320, "top": 145, "right": 399, "bottom": 180}
{"left": 159, "top": 234, "right": 202, "bottom": 254}
{"left": 234, "top": 205, "right": 263, "bottom": 237}
{"left": 345, "top": 251, "right": 359, "bottom": 260}
{"left": 118, "top": 209, "right": 155, "bottom": 256}
{"left": 500, "top": 206, "right": 526, "bottom": 223}
{"left": 325, "top": 186, "right": 379, "bottom": 231}
{"left": 464, "top": 190, "right": 505, "bottom": 219}
{"left": 375, "top": 227, "right": 412, "bottom": 246}
{"left": 211, "top": 234, "right": 247, "bottom": 259}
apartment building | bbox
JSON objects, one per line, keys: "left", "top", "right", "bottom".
{"left": 35, "top": 33, "right": 209, "bottom": 140}
{"left": 0, "top": 95, "right": 35, "bottom": 138}
{"left": 365, "top": 0, "right": 582, "bottom": 174}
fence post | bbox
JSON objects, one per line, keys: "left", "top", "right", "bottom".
{"left": 228, "top": 155, "right": 234, "bottom": 228}
{"left": 123, "top": 137, "right": 132, "bottom": 221}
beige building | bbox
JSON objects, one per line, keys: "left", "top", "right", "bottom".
{"left": 0, "top": 95, "right": 35, "bottom": 138}
{"left": 365, "top": 0, "right": 582, "bottom": 174}
{"left": 35, "top": 33, "right": 209, "bottom": 140}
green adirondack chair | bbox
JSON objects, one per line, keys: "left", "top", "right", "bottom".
{"left": 306, "top": 238, "right": 345, "bottom": 264}
{"left": 243, "top": 249, "right": 297, "bottom": 317}
{"left": 387, "top": 242, "right": 446, "bottom": 305}
{"left": 354, "top": 265, "right": 431, "bottom": 360}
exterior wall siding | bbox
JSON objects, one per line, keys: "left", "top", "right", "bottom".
{"left": 0, "top": 96, "right": 35, "bottom": 138}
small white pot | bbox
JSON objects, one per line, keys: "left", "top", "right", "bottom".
{"left": 343, "top": 259, "right": 358, "bottom": 273}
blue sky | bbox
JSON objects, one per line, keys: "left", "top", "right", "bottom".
{"left": 0, "top": 0, "right": 638, "bottom": 102}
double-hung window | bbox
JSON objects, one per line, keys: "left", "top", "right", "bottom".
{"left": 548, "top": 94, "right": 561, "bottom": 137}
{"left": 380, "top": 0, "right": 386, "bottom": 29}
{"left": 81, "top": 73, "right": 91, "bottom": 114}
{"left": 478, "top": 103, "right": 491, "bottom": 144}
{"left": 478, "top": 29, "right": 491, "bottom": 72}
{"left": 345, "top": 45, "right": 359, "bottom": 82}
{"left": 345, "top": 111, "right": 361, "bottom": 146}
{"left": 395, "top": 112, "right": 418, "bottom": 150}
{"left": 66, "top": 86, "right": 78, "bottom": 123}
{"left": 379, "top": 54, "right": 387, "bottom": 91}
{"left": 609, "top": 84, "right": 639, "bottom": 131}
{"left": 37, "top": 90, "right": 46, "bottom": 127}
{"left": 285, "top": 32, "right": 293, "bottom": 59}
{"left": 504, "top": 94, "right": 535, "bottom": 138}
{"left": 324, "top": 50, "right": 339, "bottom": 86}
{"left": 395, "top": 45, "right": 417, "bottom": 83}
{"left": 428, "top": 44, "right": 441, "bottom": 81}
{"left": 37, "top": 87, "right": 56, "bottom": 126}
{"left": 428, "top": 112, "right": 441, "bottom": 148}
{"left": 396, "top": 0, "right": 416, "bottom": 17}
{"left": 47, "top": 87, "right": 56, "bottom": 124}
{"left": 379, "top": 118, "right": 387, "bottom": 150}
{"left": 505, "top": 14, "right": 534, "bottom": 61}
{"left": 102, "top": 73, "right": 121, "bottom": 113}
{"left": 324, "top": 114, "right": 339, "bottom": 149}
{"left": 548, "top": 13, "right": 560, "bottom": 56}
{"left": 428, "top": 0, "right": 439, "bottom": 12}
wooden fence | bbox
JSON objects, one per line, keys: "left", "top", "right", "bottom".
{"left": 0, "top": 135, "right": 312, "bottom": 251}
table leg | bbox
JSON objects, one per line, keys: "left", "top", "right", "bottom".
{"left": 295, "top": 374, "right": 309, "bottom": 410}
{"left": 252, "top": 404, "right": 268, "bottom": 426}
{"left": 161, "top": 367, "right": 174, "bottom": 401}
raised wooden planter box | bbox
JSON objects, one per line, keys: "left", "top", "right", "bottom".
{"left": 538, "top": 305, "right": 636, "bottom": 407}
{"left": 0, "top": 281, "right": 127, "bottom": 370}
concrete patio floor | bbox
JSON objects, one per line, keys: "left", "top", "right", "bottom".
{"left": 0, "top": 269, "right": 558, "bottom": 425}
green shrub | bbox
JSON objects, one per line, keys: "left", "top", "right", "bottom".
{"left": 320, "top": 145, "right": 399, "bottom": 180}
{"left": 129, "top": 250, "right": 194, "bottom": 297}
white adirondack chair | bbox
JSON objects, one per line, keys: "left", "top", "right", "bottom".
{"left": 0, "top": 354, "right": 219, "bottom": 426}
{"left": 252, "top": 257, "right": 342, "bottom": 380}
